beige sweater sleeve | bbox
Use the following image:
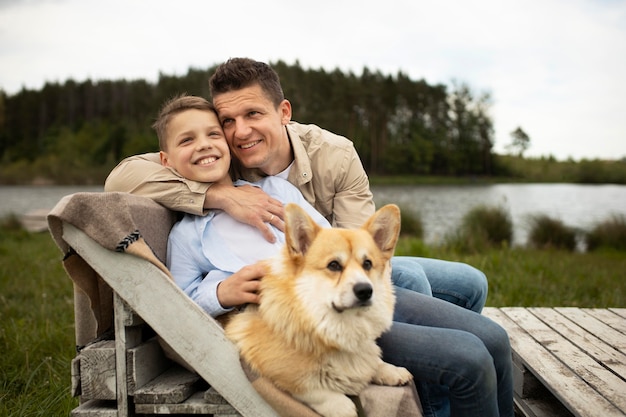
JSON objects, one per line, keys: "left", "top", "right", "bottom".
{"left": 104, "top": 153, "right": 210, "bottom": 215}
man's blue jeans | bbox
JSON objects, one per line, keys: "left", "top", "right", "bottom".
{"left": 379, "top": 288, "right": 514, "bottom": 417}
{"left": 391, "top": 256, "right": 488, "bottom": 312}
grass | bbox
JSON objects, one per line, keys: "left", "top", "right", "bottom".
{"left": 1, "top": 214, "right": 625, "bottom": 414}
{"left": 398, "top": 244, "right": 626, "bottom": 307}
{"left": 0, "top": 225, "right": 78, "bottom": 416}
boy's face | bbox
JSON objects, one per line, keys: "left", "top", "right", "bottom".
{"left": 213, "top": 83, "right": 293, "bottom": 176}
{"left": 160, "top": 109, "right": 231, "bottom": 184}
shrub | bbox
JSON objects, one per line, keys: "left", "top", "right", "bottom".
{"left": 444, "top": 205, "right": 513, "bottom": 252}
{"left": 527, "top": 214, "right": 577, "bottom": 251}
{"left": 399, "top": 207, "right": 424, "bottom": 239}
{"left": 586, "top": 214, "right": 626, "bottom": 252}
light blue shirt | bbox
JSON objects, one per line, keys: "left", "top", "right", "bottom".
{"left": 166, "top": 176, "right": 330, "bottom": 317}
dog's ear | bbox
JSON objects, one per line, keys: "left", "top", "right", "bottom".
{"left": 284, "top": 203, "right": 321, "bottom": 257}
{"left": 363, "top": 204, "right": 401, "bottom": 259}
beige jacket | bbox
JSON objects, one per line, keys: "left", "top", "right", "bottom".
{"left": 105, "top": 122, "right": 374, "bottom": 228}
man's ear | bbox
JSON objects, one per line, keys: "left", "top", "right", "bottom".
{"left": 279, "top": 99, "right": 292, "bottom": 126}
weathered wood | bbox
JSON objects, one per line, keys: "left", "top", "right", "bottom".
{"left": 484, "top": 307, "right": 626, "bottom": 417}
{"left": 555, "top": 307, "right": 626, "bottom": 353}
{"left": 114, "top": 294, "right": 131, "bottom": 416}
{"left": 63, "top": 223, "right": 278, "bottom": 417}
{"left": 70, "top": 399, "right": 117, "bottom": 417}
{"left": 133, "top": 365, "right": 202, "bottom": 404}
{"left": 117, "top": 296, "right": 145, "bottom": 327}
{"left": 205, "top": 386, "right": 230, "bottom": 404}
{"left": 126, "top": 337, "right": 171, "bottom": 395}
{"left": 588, "top": 308, "right": 626, "bottom": 335}
{"left": 71, "top": 355, "right": 81, "bottom": 397}
{"left": 529, "top": 308, "right": 626, "bottom": 382}
{"left": 78, "top": 340, "right": 116, "bottom": 400}
{"left": 134, "top": 391, "right": 241, "bottom": 415}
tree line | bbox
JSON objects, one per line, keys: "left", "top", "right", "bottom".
{"left": 0, "top": 60, "right": 523, "bottom": 184}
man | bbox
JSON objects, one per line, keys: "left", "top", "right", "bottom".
{"left": 105, "top": 58, "right": 488, "bottom": 313}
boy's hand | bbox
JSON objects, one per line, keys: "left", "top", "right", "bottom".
{"left": 217, "top": 262, "right": 266, "bottom": 308}
{"left": 205, "top": 183, "right": 285, "bottom": 242}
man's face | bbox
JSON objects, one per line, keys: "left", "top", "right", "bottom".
{"left": 160, "top": 109, "right": 231, "bottom": 184}
{"left": 213, "top": 84, "right": 292, "bottom": 176}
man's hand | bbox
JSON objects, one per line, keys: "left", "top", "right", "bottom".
{"left": 205, "top": 183, "right": 285, "bottom": 242}
{"left": 216, "top": 262, "right": 267, "bottom": 308}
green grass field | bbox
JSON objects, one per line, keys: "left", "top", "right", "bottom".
{"left": 1, "top": 225, "right": 624, "bottom": 415}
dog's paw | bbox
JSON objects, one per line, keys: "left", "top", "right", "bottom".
{"left": 372, "top": 361, "right": 413, "bottom": 386}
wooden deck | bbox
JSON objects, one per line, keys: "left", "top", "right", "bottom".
{"left": 483, "top": 307, "right": 626, "bottom": 417}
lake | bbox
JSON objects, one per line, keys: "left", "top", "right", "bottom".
{"left": 2, "top": 183, "right": 625, "bottom": 246}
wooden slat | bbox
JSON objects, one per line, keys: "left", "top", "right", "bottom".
{"left": 487, "top": 307, "right": 624, "bottom": 417}
{"left": 528, "top": 308, "right": 626, "bottom": 411}
{"left": 114, "top": 294, "right": 131, "bottom": 416}
{"left": 587, "top": 309, "right": 626, "bottom": 336}
{"left": 554, "top": 308, "right": 626, "bottom": 353}
{"left": 133, "top": 365, "right": 201, "bottom": 404}
{"left": 79, "top": 340, "right": 116, "bottom": 400}
{"left": 609, "top": 309, "right": 626, "bottom": 320}
{"left": 70, "top": 399, "right": 117, "bottom": 417}
{"left": 135, "top": 391, "right": 240, "bottom": 415}
{"left": 529, "top": 308, "right": 626, "bottom": 379}
{"left": 126, "top": 337, "right": 171, "bottom": 395}
{"left": 63, "top": 223, "right": 277, "bottom": 417}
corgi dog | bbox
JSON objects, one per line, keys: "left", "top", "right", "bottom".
{"left": 225, "top": 203, "right": 412, "bottom": 417}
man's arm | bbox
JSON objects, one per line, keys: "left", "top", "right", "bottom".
{"left": 333, "top": 153, "right": 376, "bottom": 228}
{"left": 326, "top": 141, "right": 376, "bottom": 229}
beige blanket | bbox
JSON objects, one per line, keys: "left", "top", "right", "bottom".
{"left": 48, "top": 192, "right": 422, "bottom": 417}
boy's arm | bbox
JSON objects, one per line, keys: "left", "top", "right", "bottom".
{"left": 105, "top": 154, "right": 284, "bottom": 241}
{"left": 105, "top": 153, "right": 208, "bottom": 215}
{"left": 168, "top": 241, "right": 263, "bottom": 317}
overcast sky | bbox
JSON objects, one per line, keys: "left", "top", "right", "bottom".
{"left": 1, "top": 0, "right": 625, "bottom": 160}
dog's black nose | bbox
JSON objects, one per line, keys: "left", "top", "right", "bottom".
{"left": 353, "top": 282, "right": 373, "bottom": 301}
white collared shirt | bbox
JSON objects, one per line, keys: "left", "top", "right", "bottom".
{"left": 166, "top": 176, "right": 330, "bottom": 317}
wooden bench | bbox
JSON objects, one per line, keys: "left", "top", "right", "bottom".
{"left": 50, "top": 192, "right": 423, "bottom": 417}
{"left": 483, "top": 307, "right": 626, "bottom": 417}
{"left": 63, "top": 222, "right": 276, "bottom": 417}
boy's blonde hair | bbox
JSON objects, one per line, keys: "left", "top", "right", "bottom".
{"left": 152, "top": 94, "right": 215, "bottom": 150}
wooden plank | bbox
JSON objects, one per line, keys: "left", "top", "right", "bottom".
{"left": 609, "top": 309, "right": 626, "bottom": 320}
{"left": 79, "top": 340, "right": 116, "bottom": 400}
{"left": 133, "top": 365, "right": 202, "bottom": 404}
{"left": 71, "top": 356, "right": 81, "bottom": 397}
{"left": 486, "top": 307, "right": 624, "bottom": 417}
{"left": 528, "top": 308, "right": 626, "bottom": 412}
{"left": 126, "top": 337, "right": 171, "bottom": 395}
{"left": 114, "top": 294, "right": 131, "bottom": 416}
{"left": 529, "top": 308, "right": 626, "bottom": 381}
{"left": 70, "top": 399, "right": 117, "bottom": 417}
{"left": 135, "top": 391, "right": 240, "bottom": 415}
{"left": 555, "top": 307, "right": 626, "bottom": 353}
{"left": 587, "top": 309, "right": 626, "bottom": 336}
{"left": 63, "top": 223, "right": 277, "bottom": 417}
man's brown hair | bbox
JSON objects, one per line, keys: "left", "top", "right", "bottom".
{"left": 152, "top": 94, "right": 215, "bottom": 150}
{"left": 209, "top": 58, "right": 285, "bottom": 107}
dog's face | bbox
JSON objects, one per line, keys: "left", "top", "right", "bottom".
{"left": 271, "top": 203, "right": 401, "bottom": 344}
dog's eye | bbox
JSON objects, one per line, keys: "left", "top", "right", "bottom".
{"left": 362, "top": 259, "right": 373, "bottom": 270}
{"left": 327, "top": 260, "right": 343, "bottom": 272}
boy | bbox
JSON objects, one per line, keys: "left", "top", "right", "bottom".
{"left": 155, "top": 94, "right": 329, "bottom": 317}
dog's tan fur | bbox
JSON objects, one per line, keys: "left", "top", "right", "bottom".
{"left": 225, "top": 203, "right": 412, "bottom": 417}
